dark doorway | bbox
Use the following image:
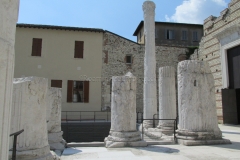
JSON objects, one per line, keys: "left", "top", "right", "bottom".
{"left": 222, "top": 45, "right": 240, "bottom": 124}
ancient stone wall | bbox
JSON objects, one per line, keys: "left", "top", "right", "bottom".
{"left": 190, "top": 0, "right": 240, "bottom": 123}
{"left": 102, "top": 31, "right": 187, "bottom": 112}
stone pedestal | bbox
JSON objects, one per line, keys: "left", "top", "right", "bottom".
{"left": 142, "top": 0, "right": 157, "bottom": 128}
{"left": 11, "top": 77, "right": 55, "bottom": 159}
{"left": 105, "top": 72, "right": 147, "bottom": 148}
{"left": 0, "top": 1, "right": 19, "bottom": 160}
{"left": 177, "top": 60, "right": 231, "bottom": 146}
{"left": 47, "top": 88, "right": 66, "bottom": 152}
{"left": 157, "top": 66, "right": 176, "bottom": 135}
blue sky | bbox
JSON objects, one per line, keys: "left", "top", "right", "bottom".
{"left": 18, "top": 0, "right": 231, "bottom": 41}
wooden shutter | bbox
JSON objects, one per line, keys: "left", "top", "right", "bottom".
{"left": 32, "top": 38, "right": 42, "bottom": 56}
{"left": 75, "top": 41, "right": 84, "bottom": 58}
{"left": 67, "top": 80, "right": 73, "bottom": 102}
{"left": 51, "top": 80, "right": 62, "bottom": 88}
{"left": 84, "top": 81, "right": 89, "bottom": 103}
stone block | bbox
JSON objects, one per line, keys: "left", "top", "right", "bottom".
{"left": 177, "top": 60, "right": 230, "bottom": 145}
{"left": 11, "top": 77, "right": 54, "bottom": 159}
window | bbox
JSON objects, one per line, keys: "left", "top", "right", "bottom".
{"left": 31, "top": 38, "right": 42, "bottom": 56}
{"left": 67, "top": 80, "right": 89, "bottom": 103}
{"left": 166, "top": 30, "right": 175, "bottom": 40}
{"left": 155, "top": 29, "right": 158, "bottom": 38}
{"left": 182, "top": 30, "right": 187, "bottom": 40}
{"left": 51, "top": 80, "right": 62, "bottom": 88}
{"left": 193, "top": 31, "right": 198, "bottom": 41}
{"left": 74, "top": 41, "right": 84, "bottom": 58}
{"left": 125, "top": 55, "right": 132, "bottom": 64}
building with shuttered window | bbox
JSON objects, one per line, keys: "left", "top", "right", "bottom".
{"left": 14, "top": 24, "right": 104, "bottom": 112}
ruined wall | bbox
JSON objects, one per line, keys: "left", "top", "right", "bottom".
{"left": 190, "top": 0, "right": 240, "bottom": 123}
{"left": 102, "top": 31, "right": 187, "bottom": 112}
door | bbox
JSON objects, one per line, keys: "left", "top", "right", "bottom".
{"left": 227, "top": 45, "right": 240, "bottom": 124}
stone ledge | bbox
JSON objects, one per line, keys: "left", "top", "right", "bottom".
{"left": 177, "top": 138, "right": 231, "bottom": 146}
{"left": 105, "top": 140, "right": 147, "bottom": 148}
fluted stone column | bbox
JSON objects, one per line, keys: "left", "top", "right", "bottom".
{"left": 47, "top": 88, "right": 66, "bottom": 153}
{"left": 158, "top": 66, "right": 176, "bottom": 135}
{"left": 0, "top": 1, "right": 19, "bottom": 160}
{"left": 105, "top": 72, "right": 147, "bottom": 148}
{"left": 142, "top": 0, "right": 157, "bottom": 129}
{"left": 177, "top": 60, "right": 231, "bottom": 146}
{"left": 11, "top": 77, "right": 56, "bottom": 159}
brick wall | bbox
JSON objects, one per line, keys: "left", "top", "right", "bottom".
{"left": 190, "top": 0, "right": 240, "bottom": 123}
{"left": 102, "top": 31, "right": 187, "bottom": 112}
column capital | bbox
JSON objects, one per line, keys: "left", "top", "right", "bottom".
{"left": 142, "top": 1, "right": 156, "bottom": 14}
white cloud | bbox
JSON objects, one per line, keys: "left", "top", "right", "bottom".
{"left": 165, "top": 0, "right": 228, "bottom": 24}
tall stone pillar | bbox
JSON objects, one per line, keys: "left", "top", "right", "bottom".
{"left": 142, "top": 0, "right": 157, "bottom": 128}
{"left": 158, "top": 66, "right": 176, "bottom": 135}
{"left": 105, "top": 72, "right": 147, "bottom": 148}
{"left": 0, "top": 1, "right": 20, "bottom": 160}
{"left": 47, "top": 87, "right": 66, "bottom": 153}
{"left": 177, "top": 60, "right": 231, "bottom": 146}
{"left": 11, "top": 77, "right": 56, "bottom": 159}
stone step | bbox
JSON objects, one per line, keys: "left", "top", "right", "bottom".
{"left": 67, "top": 142, "right": 105, "bottom": 147}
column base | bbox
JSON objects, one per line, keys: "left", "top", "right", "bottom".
{"left": 105, "top": 141, "right": 147, "bottom": 148}
{"left": 178, "top": 139, "right": 231, "bottom": 146}
{"left": 105, "top": 131, "right": 147, "bottom": 148}
{"left": 9, "top": 145, "right": 58, "bottom": 160}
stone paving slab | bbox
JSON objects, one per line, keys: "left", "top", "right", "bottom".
{"left": 61, "top": 125, "right": 240, "bottom": 160}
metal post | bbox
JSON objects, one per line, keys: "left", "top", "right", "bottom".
{"left": 107, "top": 111, "right": 108, "bottom": 121}
{"left": 94, "top": 112, "right": 95, "bottom": 122}
{"left": 12, "top": 135, "right": 17, "bottom": 160}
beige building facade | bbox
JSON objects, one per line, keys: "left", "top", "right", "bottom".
{"left": 191, "top": 0, "right": 240, "bottom": 124}
{"left": 14, "top": 24, "right": 104, "bottom": 113}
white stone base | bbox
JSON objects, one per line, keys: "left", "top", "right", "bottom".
{"left": 105, "top": 141, "right": 147, "bottom": 148}
{"left": 178, "top": 139, "right": 231, "bottom": 146}
{"left": 144, "top": 128, "right": 162, "bottom": 139}
{"left": 48, "top": 131, "right": 66, "bottom": 151}
{"left": 157, "top": 125, "right": 174, "bottom": 136}
{"left": 9, "top": 145, "right": 57, "bottom": 160}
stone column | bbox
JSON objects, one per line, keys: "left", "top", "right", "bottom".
{"left": 142, "top": 0, "right": 157, "bottom": 128}
{"left": 105, "top": 72, "right": 147, "bottom": 148}
{"left": 0, "top": 1, "right": 19, "bottom": 160}
{"left": 177, "top": 60, "right": 231, "bottom": 146}
{"left": 11, "top": 77, "right": 56, "bottom": 159}
{"left": 158, "top": 66, "right": 176, "bottom": 135}
{"left": 47, "top": 87, "right": 66, "bottom": 153}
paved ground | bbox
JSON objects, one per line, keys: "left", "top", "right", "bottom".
{"left": 61, "top": 124, "right": 240, "bottom": 160}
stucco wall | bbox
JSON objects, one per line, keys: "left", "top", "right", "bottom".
{"left": 190, "top": 0, "right": 240, "bottom": 123}
{"left": 14, "top": 27, "right": 103, "bottom": 112}
{"left": 102, "top": 32, "right": 187, "bottom": 112}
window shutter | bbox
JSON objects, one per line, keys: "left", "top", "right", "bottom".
{"left": 104, "top": 51, "right": 108, "bottom": 64}
{"left": 75, "top": 41, "right": 84, "bottom": 58}
{"left": 32, "top": 38, "right": 42, "bottom": 56}
{"left": 67, "top": 80, "right": 73, "bottom": 102}
{"left": 51, "top": 80, "right": 62, "bottom": 88}
{"left": 84, "top": 81, "right": 89, "bottom": 103}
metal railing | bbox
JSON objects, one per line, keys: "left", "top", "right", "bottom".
{"left": 9, "top": 129, "right": 24, "bottom": 160}
{"left": 61, "top": 111, "right": 111, "bottom": 122}
{"left": 141, "top": 118, "right": 178, "bottom": 143}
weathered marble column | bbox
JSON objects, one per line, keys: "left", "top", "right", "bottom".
{"left": 105, "top": 72, "right": 147, "bottom": 148}
{"left": 11, "top": 77, "right": 56, "bottom": 159}
{"left": 47, "top": 87, "right": 66, "bottom": 153}
{"left": 158, "top": 66, "right": 176, "bottom": 135}
{"left": 0, "top": 1, "right": 19, "bottom": 160}
{"left": 177, "top": 60, "right": 231, "bottom": 146}
{"left": 142, "top": 0, "right": 157, "bottom": 128}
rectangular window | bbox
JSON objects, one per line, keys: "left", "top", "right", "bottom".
{"left": 67, "top": 80, "right": 89, "bottom": 103}
{"left": 126, "top": 55, "right": 132, "bottom": 64}
{"left": 193, "top": 31, "right": 198, "bottom": 41}
{"left": 182, "top": 30, "right": 187, "bottom": 40}
{"left": 51, "top": 80, "right": 62, "bottom": 88}
{"left": 31, "top": 38, "right": 42, "bottom": 56}
{"left": 166, "top": 30, "right": 175, "bottom": 40}
{"left": 155, "top": 29, "right": 158, "bottom": 38}
{"left": 74, "top": 41, "right": 84, "bottom": 58}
